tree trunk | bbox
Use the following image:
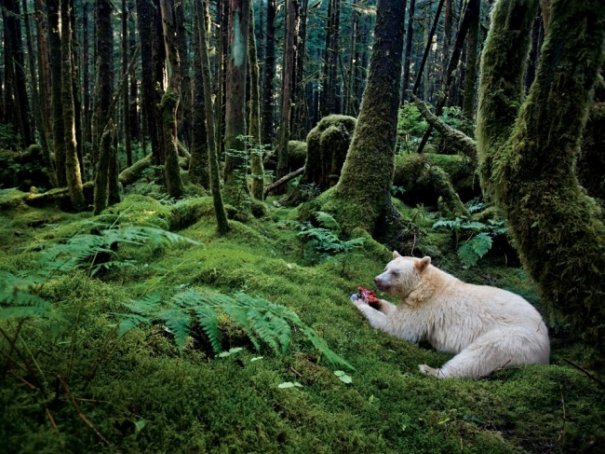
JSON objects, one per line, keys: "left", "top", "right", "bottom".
{"left": 92, "top": 0, "right": 114, "bottom": 159}
{"left": 48, "top": 0, "right": 66, "bottom": 185}
{"left": 81, "top": 0, "right": 92, "bottom": 164}
{"left": 136, "top": 0, "right": 165, "bottom": 165}
{"left": 416, "top": 0, "right": 480, "bottom": 153}
{"left": 93, "top": 126, "right": 113, "bottom": 214}
{"left": 344, "top": 1, "right": 360, "bottom": 115}
{"left": 291, "top": 0, "right": 308, "bottom": 139}
{"left": 477, "top": 0, "right": 605, "bottom": 366}
{"left": 462, "top": 0, "right": 481, "bottom": 119}
{"left": 275, "top": 0, "right": 298, "bottom": 185}
{"left": 60, "top": 0, "right": 85, "bottom": 210}
{"left": 248, "top": 3, "right": 264, "bottom": 200}
{"left": 412, "top": 0, "right": 445, "bottom": 96}
{"left": 189, "top": 0, "right": 209, "bottom": 187}
{"left": 128, "top": 2, "right": 139, "bottom": 143}
{"left": 2, "top": 0, "right": 33, "bottom": 146}
{"left": 320, "top": 0, "right": 341, "bottom": 117}
{"left": 160, "top": 0, "right": 185, "bottom": 198}
{"left": 223, "top": 0, "right": 250, "bottom": 205}
{"left": 261, "top": 0, "right": 276, "bottom": 145}
{"left": 174, "top": 0, "right": 191, "bottom": 148}
{"left": 329, "top": 0, "right": 417, "bottom": 249}
{"left": 196, "top": 0, "right": 229, "bottom": 234}
{"left": 122, "top": 0, "right": 132, "bottom": 167}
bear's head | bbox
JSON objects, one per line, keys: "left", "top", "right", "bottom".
{"left": 374, "top": 251, "right": 431, "bottom": 299}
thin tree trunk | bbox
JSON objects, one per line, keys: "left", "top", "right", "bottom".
{"left": 345, "top": 1, "right": 360, "bottom": 115}
{"left": 462, "top": 0, "right": 481, "bottom": 119}
{"left": 2, "top": 0, "right": 33, "bottom": 146}
{"left": 248, "top": 2, "right": 264, "bottom": 200}
{"left": 160, "top": 0, "right": 185, "bottom": 198}
{"left": 81, "top": 0, "right": 91, "bottom": 164}
{"left": 223, "top": 0, "right": 251, "bottom": 204}
{"left": 196, "top": 0, "right": 229, "bottom": 234}
{"left": 60, "top": 0, "right": 85, "bottom": 210}
{"left": 122, "top": 0, "right": 132, "bottom": 167}
{"left": 48, "top": 0, "right": 66, "bottom": 185}
{"left": 189, "top": 0, "right": 209, "bottom": 187}
{"left": 275, "top": 0, "right": 298, "bottom": 185}
{"left": 292, "top": 0, "right": 308, "bottom": 138}
{"left": 320, "top": 0, "right": 341, "bottom": 117}
{"left": 412, "top": 0, "right": 445, "bottom": 96}
{"left": 175, "top": 0, "right": 191, "bottom": 148}
{"left": 261, "top": 0, "right": 276, "bottom": 145}
{"left": 416, "top": 0, "right": 480, "bottom": 153}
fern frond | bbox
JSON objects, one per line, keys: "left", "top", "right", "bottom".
{"left": 124, "top": 292, "right": 163, "bottom": 315}
{"left": 0, "top": 271, "right": 53, "bottom": 320}
{"left": 157, "top": 308, "right": 192, "bottom": 350}
{"left": 315, "top": 211, "right": 340, "bottom": 231}
{"left": 117, "top": 314, "right": 151, "bottom": 337}
{"left": 193, "top": 306, "right": 221, "bottom": 353}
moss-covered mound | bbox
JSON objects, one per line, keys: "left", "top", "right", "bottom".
{"left": 0, "top": 192, "right": 603, "bottom": 452}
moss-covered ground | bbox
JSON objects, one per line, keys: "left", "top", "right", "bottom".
{"left": 1, "top": 190, "right": 603, "bottom": 453}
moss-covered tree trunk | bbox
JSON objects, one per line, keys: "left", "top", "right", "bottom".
{"left": 328, "top": 0, "right": 416, "bottom": 248}
{"left": 197, "top": 0, "right": 230, "bottom": 234}
{"left": 477, "top": 0, "right": 605, "bottom": 365}
{"left": 247, "top": 4, "right": 264, "bottom": 200}
{"left": 60, "top": 0, "right": 85, "bottom": 210}
{"left": 223, "top": 0, "right": 250, "bottom": 205}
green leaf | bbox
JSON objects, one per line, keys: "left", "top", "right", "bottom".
{"left": 315, "top": 211, "right": 340, "bottom": 230}
{"left": 278, "top": 381, "right": 303, "bottom": 389}
{"left": 218, "top": 347, "right": 244, "bottom": 358}
{"left": 334, "top": 370, "right": 353, "bottom": 384}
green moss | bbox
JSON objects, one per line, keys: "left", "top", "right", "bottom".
{"left": 1, "top": 193, "right": 604, "bottom": 452}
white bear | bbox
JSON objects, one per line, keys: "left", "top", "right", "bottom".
{"left": 351, "top": 252, "right": 550, "bottom": 378}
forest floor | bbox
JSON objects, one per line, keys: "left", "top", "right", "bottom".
{"left": 1, "top": 183, "right": 604, "bottom": 453}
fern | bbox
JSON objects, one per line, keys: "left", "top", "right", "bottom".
{"left": 0, "top": 271, "right": 53, "bottom": 321}
{"left": 36, "top": 223, "right": 200, "bottom": 277}
{"left": 432, "top": 209, "right": 508, "bottom": 267}
{"left": 457, "top": 233, "right": 493, "bottom": 267}
{"left": 116, "top": 289, "right": 353, "bottom": 369}
{"left": 315, "top": 211, "right": 340, "bottom": 230}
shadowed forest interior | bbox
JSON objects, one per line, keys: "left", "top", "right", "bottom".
{"left": 1, "top": 0, "right": 605, "bottom": 451}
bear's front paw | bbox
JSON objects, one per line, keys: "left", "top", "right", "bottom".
{"left": 350, "top": 294, "right": 366, "bottom": 307}
{"left": 419, "top": 364, "right": 440, "bottom": 378}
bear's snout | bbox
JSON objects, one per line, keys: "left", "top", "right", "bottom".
{"left": 374, "top": 275, "right": 389, "bottom": 291}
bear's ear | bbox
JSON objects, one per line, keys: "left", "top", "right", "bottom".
{"left": 416, "top": 256, "right": 431, "bottom": 272}
{"left": 392, "top": 250, "right": 402, "bottom": 259}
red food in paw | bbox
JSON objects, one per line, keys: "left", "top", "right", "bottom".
{"left": 357, "top": 287, "right": 381, "bottom": 309}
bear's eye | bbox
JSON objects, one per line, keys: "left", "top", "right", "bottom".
{"left": 391, "top": 271, "right": 400, "bottom": 277}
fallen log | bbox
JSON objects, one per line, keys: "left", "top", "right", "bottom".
{"left": 264, "top": 167, "right": 304, "bottom": 196}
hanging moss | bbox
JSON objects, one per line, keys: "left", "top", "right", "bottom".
{"left": 478, "top": 0, "right": 605, "bottom": 367}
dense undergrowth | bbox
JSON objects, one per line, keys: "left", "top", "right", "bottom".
{"left": 1, "top": 189, "right": 604, "bottom": 453}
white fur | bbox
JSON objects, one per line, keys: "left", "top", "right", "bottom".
{"left": 352, "top": 253, "right": 550, "bottom": 379}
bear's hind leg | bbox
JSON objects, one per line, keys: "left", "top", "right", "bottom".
{"left": 419, "top": 331, "right": 519, "bottom": 379}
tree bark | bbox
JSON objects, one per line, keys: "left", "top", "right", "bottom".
{"left": 320, "top": 0, "right": 341, "bottom": 117}
{"left": 223, "top": 0, "right": 251, "bottom": 205}
{"left": 477, "top": 0, "right": 605, "bottom": 365}
{"left": 260, "top": 0, "right": 276, "bottom": 145}
{"left": 196, "top": 0, "right": 230, "bottom": 234}
{"left": 329, "top": 0, "right": 417, "bottom": 249}
{"left": 160, "top": 0, "right": 185, "bottom": 198}
{"left": 275, "top": 0, "right": 299, "bottom": 185}
{"left": 122, "top": 0, "right": 132, "bottom": 167}
{"left": 189, "top": 0, "right": 209, "bottom": 187}
{"left": 47, "top": 0, "right": 66, "bottom": 185}
{"left": 462, "top": 0, "right": 481, "bottom": 119}
{"left": 248, "top": 3, "right": 264, "bottom": 200}
{"left": 60, "top": 0, "right": 85, "bottom": 210}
